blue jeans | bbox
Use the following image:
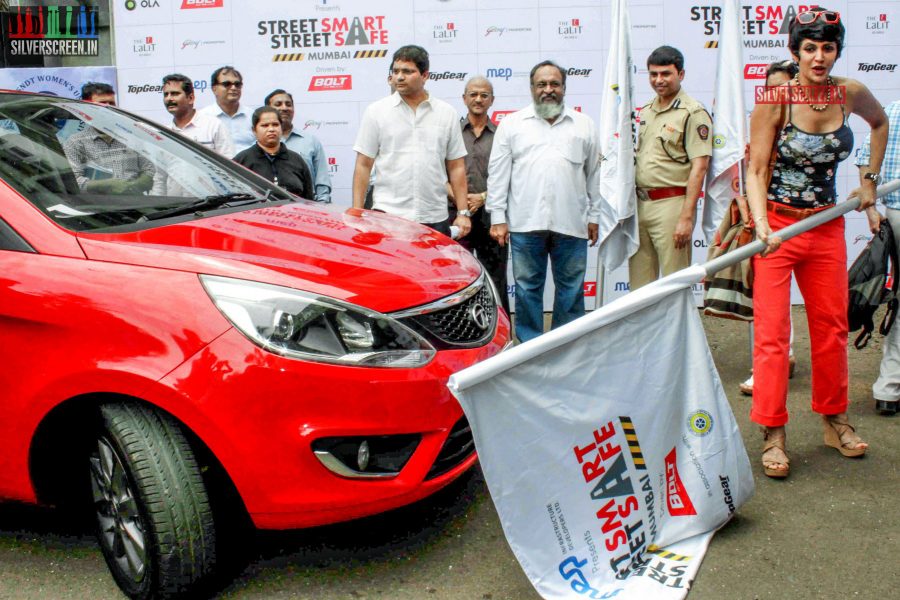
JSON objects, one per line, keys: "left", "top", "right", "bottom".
{"left": 510, "top": 231, "right": 587, "bottom": 342}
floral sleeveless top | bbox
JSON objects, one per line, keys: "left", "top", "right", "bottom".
{"left": 768, "top": 101, "right": 854, "bottom": 209}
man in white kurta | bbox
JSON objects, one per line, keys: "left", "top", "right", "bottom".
{"left": 487, "top": 61, "right": 601, "bottom": 342}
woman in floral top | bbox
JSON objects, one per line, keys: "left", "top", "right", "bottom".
{"left": 745, "top": 8, "right": 887, "bottom": 478}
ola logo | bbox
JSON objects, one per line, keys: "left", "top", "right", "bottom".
{"left": 125, "top": 0, "right": 136, "bottom": 9}
{"left": 687, "top": 410, "right": 713, "bottom": 437}
{"left": 713, "top": 135, "right": 726, "bottom": 149}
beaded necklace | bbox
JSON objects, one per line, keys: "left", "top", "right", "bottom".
{"left": 793, "top": 73, "right": 835, "bottom": 112}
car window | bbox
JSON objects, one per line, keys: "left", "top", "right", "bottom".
{"left": 0, "top": 95, "right": 289, "bottom": 232}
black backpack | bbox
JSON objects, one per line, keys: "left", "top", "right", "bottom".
{"left": 848, "top": 219, "right": 899, "bottom": 349}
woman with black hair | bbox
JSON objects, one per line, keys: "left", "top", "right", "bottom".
{"left": 746, "top": 8, "right": 888, "bottom": 478}
{"left": 234, "top": 106, "right": 314, "bottom": 199}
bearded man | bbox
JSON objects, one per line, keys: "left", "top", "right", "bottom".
{"left": 486, "top": 60, "right": 600, "bottom": 342}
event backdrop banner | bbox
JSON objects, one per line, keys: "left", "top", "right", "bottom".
{"left": 111, "top": 0, "right": 899, "bottom": 308}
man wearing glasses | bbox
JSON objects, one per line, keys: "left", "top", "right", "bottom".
{"left": 486, "top": 60, "right": 601, "bottom": 342}
{"left": 200, "top": 66, "right": 256, "bottom": 151}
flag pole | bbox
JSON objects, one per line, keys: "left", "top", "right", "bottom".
{"left": 704, "top": 180, "right": 900, "bottom": 277}
{"left": 451, "top": 181, "right": 900, "bottom": 393}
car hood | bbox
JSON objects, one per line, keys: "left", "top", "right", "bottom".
{"left": 77, "top": 203, "right": 482, "bottom": 313}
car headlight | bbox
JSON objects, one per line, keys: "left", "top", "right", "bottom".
{"left": 200, "top": 275, "right": 436, "bottom": 368}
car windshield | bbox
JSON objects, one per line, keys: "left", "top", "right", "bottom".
{"left": 0, "top": 94, "right": 290, "bottom": 232}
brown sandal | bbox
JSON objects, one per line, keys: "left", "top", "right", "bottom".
{"left": 761, "top": 426, "right": 790, "bottom": 478}
{"left": 823, "top": 414, "right": 868, "bottom": 458}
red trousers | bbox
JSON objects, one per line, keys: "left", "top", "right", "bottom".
{"left": 750, "top": 211, "right": 848, "bottom": 427}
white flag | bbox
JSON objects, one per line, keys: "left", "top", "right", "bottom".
{"left": 596, "top": 0, "right": 638, "bottom": 272}
{"left": 449, "top": 268, "right": 754, "bottom": 599}
{"left": 703, "top": 0, "right": 747, "bottom": 242}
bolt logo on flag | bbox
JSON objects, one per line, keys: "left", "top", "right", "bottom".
{"left": 449, "top": 267, "right": 754, "bottom": 599}
{"left": 665, "top": 449, "right": 697, "bottom": 516}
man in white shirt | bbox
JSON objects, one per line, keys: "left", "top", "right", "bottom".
{"left": 352, "top": 45, "right": 471, "bottom": 238}
{"left": 152, "top": 73, "right": 234, "bottom": 195}
{"left": 487, "top": 60, "right": 600, "bottom": 342}
{"left": 200, "top": 66, "right": 256, "bottom": 151}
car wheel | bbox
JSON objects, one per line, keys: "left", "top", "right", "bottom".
{"left": 90, "top": 403, "right": 216, "bottom": 599}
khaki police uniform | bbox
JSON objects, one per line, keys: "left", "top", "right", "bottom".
{"left": 629, "top": 89, "right": 712, "bottom": 290}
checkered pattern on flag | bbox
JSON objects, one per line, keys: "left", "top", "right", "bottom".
{"left": 596, "top": 0, "right": 638, "bottom": 271}
{"left": 703, "top": 0, "right": 747, "bottom": 242}
{"left": 449, "top": 267, "right": 754, "bottom": 599}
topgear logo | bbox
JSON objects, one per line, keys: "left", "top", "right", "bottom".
{"left": 429, "top": 71, "right": 466, "bottom": 82}
{"left": 664, "top": 448, "right": 697, "bottom": 516}
{"left": 858, "top": 62, "right": 897, "bottom": 73}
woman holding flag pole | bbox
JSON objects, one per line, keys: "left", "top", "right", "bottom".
{"left": 746, "top": 8, "right": 887, "bottom": 478}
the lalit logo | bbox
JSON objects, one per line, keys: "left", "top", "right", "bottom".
{"left": 866, "top": 14, "right": 889, "bottom": 32}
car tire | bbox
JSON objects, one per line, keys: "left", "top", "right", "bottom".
{"left": 90, "top": 402, "right": 216, "bottom": 600}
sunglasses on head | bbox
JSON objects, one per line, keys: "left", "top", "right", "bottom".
{"left": 217, "top": 80, "right": 243, "bottom": 89}
{"left": 795, "top": 10, "right": 840, "bottom": 25}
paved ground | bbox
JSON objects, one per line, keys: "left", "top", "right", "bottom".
{"left": 0, "top": 307, "right": 897, "bottom": 599}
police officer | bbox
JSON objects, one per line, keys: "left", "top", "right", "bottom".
{"left": 629, "top": 46, "right": 712, "bottom": 290}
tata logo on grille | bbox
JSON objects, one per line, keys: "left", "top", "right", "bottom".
{"left": 182, "top": 0, "right": 223, "bottom": 9}
{"left": 744, "top": 64, "right": 768, "bottom": 79}
{"left": 308, "top": 75, "right": 352, "bottom": 91}
{"left": 468, "top": 303, "right": 490, "bottom": 331}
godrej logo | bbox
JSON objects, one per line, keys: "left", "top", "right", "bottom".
{"left": 182, "top": 0, "right": 223, "bottom": 9}
{"left": 308, "top": 75, "right": 352, "bottom": 91}
{"left": 664, "top": 448, "right": 697, "bottom": 517}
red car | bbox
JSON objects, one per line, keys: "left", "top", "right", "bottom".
{"left": 0, "top": 93, "right": 510, "bottom": 598}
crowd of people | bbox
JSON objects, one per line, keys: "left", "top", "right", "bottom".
{"left": 68, "top": 7, "right": 895, "bottom": 480}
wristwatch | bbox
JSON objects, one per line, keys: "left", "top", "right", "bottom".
{"left": 864, "top": 172, "right": 881, "bottom": 184}
{"left": 457, "top": 209, "right": 473, "bottom": 217}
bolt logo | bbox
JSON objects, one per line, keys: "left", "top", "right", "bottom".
{"left": 308, "top": 75, "right": 352, "bottom": 91}
{"left": 664, "top": 448, "right": 697, "bottom": 516}
{"left": 687, "top": 410, "right": 714, "bottom": 436}
{"left": 182, "top": 0, "right": 223, "bottom": 8}
{"left": 491, "top": 110, "right": 515, "bottom": 124}
{"left": 744, "top": 63, "right": 768, "bottom": 79}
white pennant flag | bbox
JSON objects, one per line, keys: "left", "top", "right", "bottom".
{"left": 703, "top": 0, "right": 747, "bottom": 242}
{"left": 449, "top": 268, "right": 754, "bottom": 599}
{"left": 596, "top": 0, "right": 638, "bottom": 272}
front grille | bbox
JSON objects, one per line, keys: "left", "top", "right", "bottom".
{"left": 396, "top": 279, "right": 496, "bottom": 349}
{"left": 425, "top": 416, "right": 475, "bottom": 480}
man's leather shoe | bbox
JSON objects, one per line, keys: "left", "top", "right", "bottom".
{"left": 875, "top": 399, "right": 898, "bottom": 415}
